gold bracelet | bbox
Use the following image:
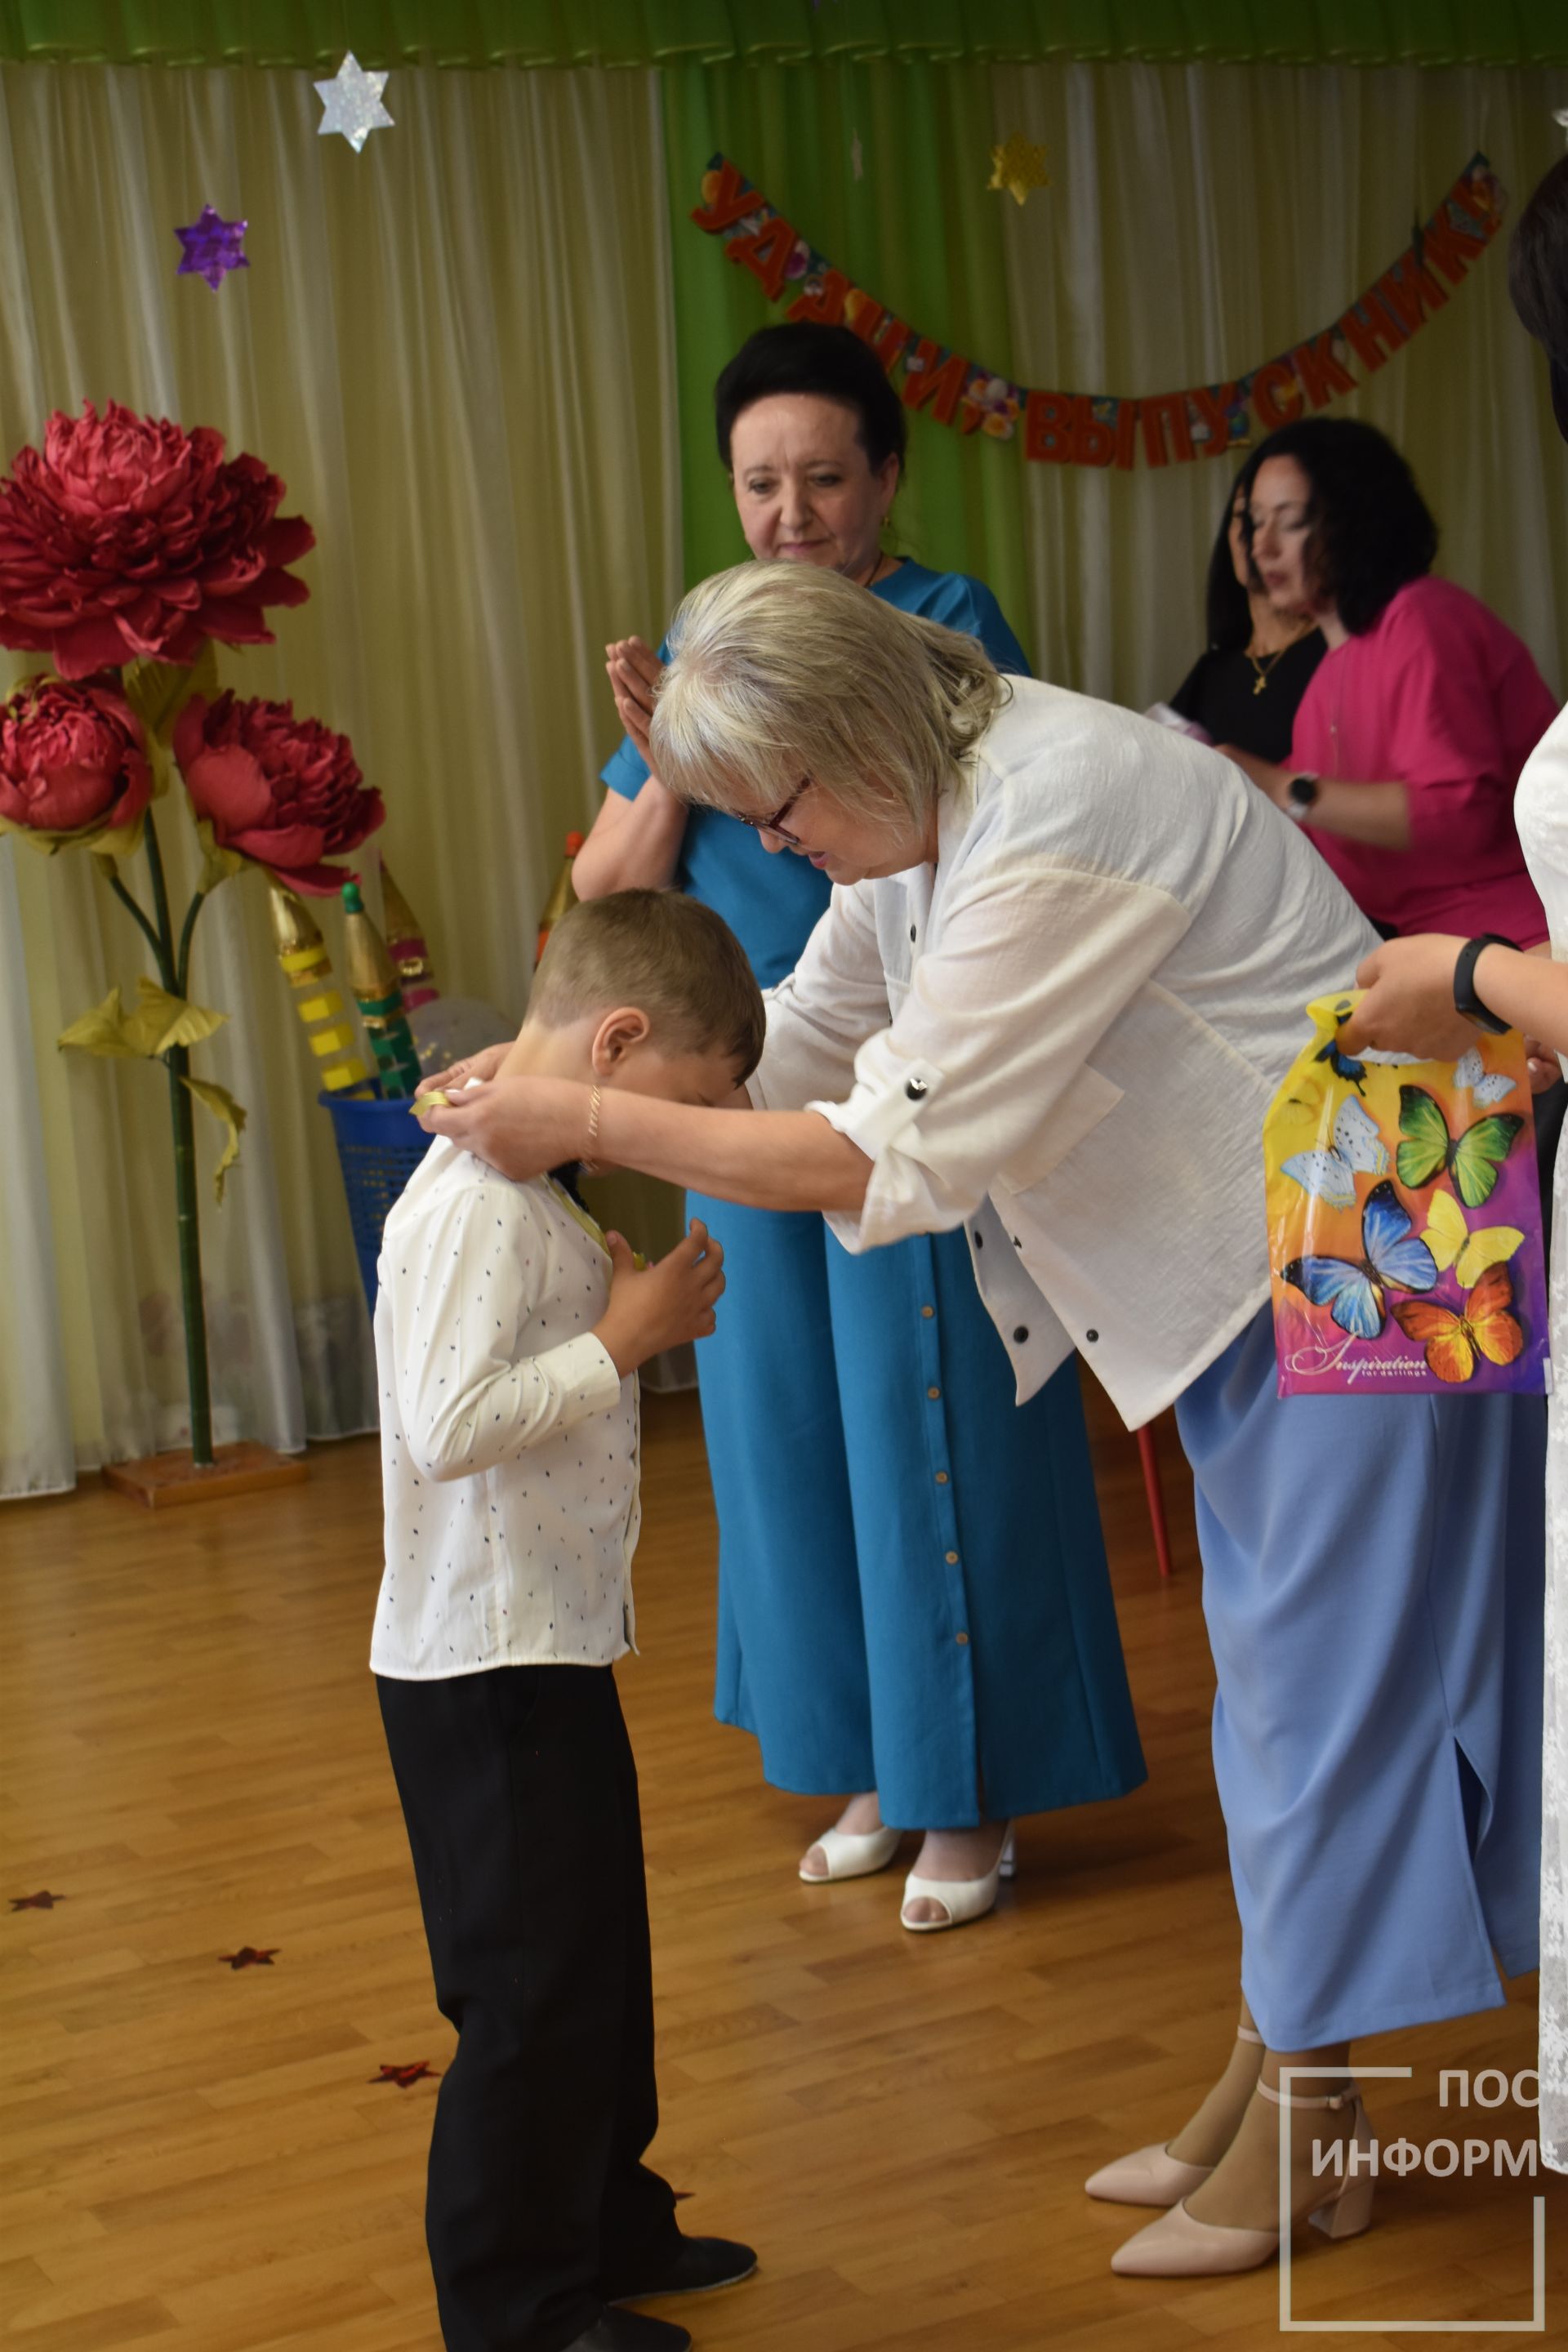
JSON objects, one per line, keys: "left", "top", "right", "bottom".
{"left": 581, "top": 1080, "right": 603, "bottom": 1175}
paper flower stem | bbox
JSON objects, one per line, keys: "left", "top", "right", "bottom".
{"left": 106, "top": 870, "right": 167, "bottom": 975}
{"left": 164, "top": 1038, "right": 213, "bottom": 1466}
{"left": 139, "top": 809, "right": 214, "bottom": 1468}
{"left": 176, "top": 889, "right": 205, "bottom": 1000}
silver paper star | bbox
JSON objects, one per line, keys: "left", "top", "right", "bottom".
{"left": 314, "top": 53, "right": 393, "bottom": 154}
{"left": 1556, "top": 107, "right": 1568, "bottom": 145}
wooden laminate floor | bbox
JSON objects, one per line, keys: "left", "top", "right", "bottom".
{"left": 2, "top": 1382, "right": 1565, "bottom": 2352}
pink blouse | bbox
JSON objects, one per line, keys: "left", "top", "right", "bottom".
{"left": 1290, "top": 575, "right": 1557, "bottom": 946}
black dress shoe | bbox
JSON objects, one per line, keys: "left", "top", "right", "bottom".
{"left": 564, "top": 2310, "right": 692, "bottom": 2351}
{"left": 603, "top": 2233, "right": 759, "bottom": 2304}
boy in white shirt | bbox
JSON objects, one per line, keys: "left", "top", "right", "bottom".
{"left": 373, "top": 892, "right": 764, "bottom": 2352}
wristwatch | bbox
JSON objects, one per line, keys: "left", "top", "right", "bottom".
{"left": 1285, "top": 773, "right": 1320, "bottom": 822}
{"left": 1453, "top": 933, "right": 1517, "bottom": 1036}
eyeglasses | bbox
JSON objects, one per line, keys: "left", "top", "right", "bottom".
{"left": 735, "top": 777, "right": 810, "bottom": 844}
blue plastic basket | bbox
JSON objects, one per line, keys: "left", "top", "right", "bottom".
{"left": 321, "top": 1088, "right": 435, "bottom": 1312}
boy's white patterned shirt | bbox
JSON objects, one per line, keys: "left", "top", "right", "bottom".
{"left": 370, "top": 1137, "right": 639, "bottom": 1679}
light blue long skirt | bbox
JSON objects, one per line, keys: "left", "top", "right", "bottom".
{"left": 1175, "top": 1304, "right": 1545, "bottom": 2051}
{"left": 688, "top": 1192, "right": 1147, "bottom": 1830}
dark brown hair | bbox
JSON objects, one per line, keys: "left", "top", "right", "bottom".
{"left": 1230, "top": 417, "right": 1438, "bottom": 637}
{"left": 529, "top": 889, "right": 765, "bottom": 1081}
{"left": 1509, "top": 152, "right": 1568, "bottom": 441}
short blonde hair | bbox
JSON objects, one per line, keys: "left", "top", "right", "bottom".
{"left": 649, "top": 562, "right": 1009, "bottom": 827}
{"left": 529, "top": 889, "right": 765, "bottom": 1080}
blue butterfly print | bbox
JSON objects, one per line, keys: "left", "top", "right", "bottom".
{"left": 1281, "top": 1178, "right": 1438, "bottom": 1340}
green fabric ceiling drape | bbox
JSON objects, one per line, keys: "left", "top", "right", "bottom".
{"left": 7, "top": 2, "right": 1568, "bottom": 69}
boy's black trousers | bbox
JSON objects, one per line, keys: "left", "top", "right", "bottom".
{"left": 377, "top": 1663, "right": 680, "bottom": 2351}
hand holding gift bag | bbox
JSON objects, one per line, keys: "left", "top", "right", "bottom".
{"left": 1267, "top": 993, "right": 1551, "bottom": 1396}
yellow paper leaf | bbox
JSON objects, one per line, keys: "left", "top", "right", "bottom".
{"left": 58, "top": 987, "right": 140, "bottom": 1058}
{"left": 181, "top": 1075, "right": 246, "bottom": 1204}
{"left": 121, "top": 976, "right": 228, "bottom": 1058}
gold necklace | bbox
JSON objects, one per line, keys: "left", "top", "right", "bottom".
{"left": 1244, "top": 619, "right": 1313, "bottom": 694}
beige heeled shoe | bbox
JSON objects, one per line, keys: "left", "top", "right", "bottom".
{"left": 1109, "top": 2077, "right": 1374, "bottom": 2278}
{"left": 1085, "top": 2024, "right": 1264, "bottom": 2207}
{"left": 799, "top": 1824, "right": 902, "bottom": 1882}
{"left": 899, "top": 1824, "right": 1015, "bottom": 1933}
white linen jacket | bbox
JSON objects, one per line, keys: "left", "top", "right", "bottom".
{"left": 748, "top": 675, "right": 1378, "bottom": 1429}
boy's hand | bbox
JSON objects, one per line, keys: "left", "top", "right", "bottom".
{"left": 594, "top": 1219, "right": 725, "bottom": 1378}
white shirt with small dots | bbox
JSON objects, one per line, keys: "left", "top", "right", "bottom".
{"left": 369, "top": 1138, "right": 640, "bottom": 1680}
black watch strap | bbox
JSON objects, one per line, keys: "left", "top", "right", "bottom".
{"left": 1452, "top": 933, "right": 1517, "bottom": 1036}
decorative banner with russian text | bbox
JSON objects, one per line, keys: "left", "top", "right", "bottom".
{"left": 692, "top": 153, "right": 1504, "bottom": 470}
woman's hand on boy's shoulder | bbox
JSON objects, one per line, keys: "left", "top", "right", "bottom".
{"left": 594, "top": 1220, "right": 725, "bottom": 1379}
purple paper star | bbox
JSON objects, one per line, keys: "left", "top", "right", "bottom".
{"left": 176, "top": 206, "right": 249, "bottom": 292}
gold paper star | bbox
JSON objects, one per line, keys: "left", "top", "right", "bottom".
{"left": 989, "top": 134, "right": 1049, "bottom": 208}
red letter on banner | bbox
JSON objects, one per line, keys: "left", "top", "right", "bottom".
{"left": 1026, "top": 392, "right": 1076, "bottom": 461}
{"left": 693, "top": 159, "right": 767, "bottom": 235}
{"left": 1251, "top": 362, "right": 1304, "bottom": 431}
{"left": 1292, "top": 332, "right": 1356, "bottom": 408}
{"left": 1025, "top": 394, "right": 1120, "bottom": 467}
{"left": 727, "top": 216, "right": 798, "bottom": 301}
{"left": 1421, "top": 207, "right": 1490, "bottom": 286}
{"left": 1188, "top": 382, "right": 1239, "bottom": 455}
{"left": 1378, "top": 256, "right": 1449, "bottom": 336}
{"left": 1141, "top": 393, "right": 1196, "bottom": 467}
{"left": 1339, "top": 300, "right": 1406, "bottom": 373}
{"left": 787, "top": 269, "right": 850, "bottom": 326}
{"left": 902, "top": 341, "right": 971, "bottom": 426}
{"left": 1077, "top": 401, "right": 1118, "bottom": 466}
{"left": 867, "top": 316, "right": 913, "bottom": 373}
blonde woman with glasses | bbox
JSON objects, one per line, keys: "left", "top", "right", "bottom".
{"left": 421, "top": 559, "right": 1545, "bottom": 2283}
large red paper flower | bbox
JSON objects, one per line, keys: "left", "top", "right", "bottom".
{"left": 174, "top": 691, "right": 383, "bottom": 895}
{"left": 0, "top": 675, "right": 152, "bottom": 847}
{"left": 0, "top": 401, "right": 314, "bottom": 678}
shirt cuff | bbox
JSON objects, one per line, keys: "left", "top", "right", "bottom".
{"left": 540, "top": 1331, "right": 626, "bottom": 1424}
{"left": 809, "top": 1053, "right": 960, "bottom": 1254}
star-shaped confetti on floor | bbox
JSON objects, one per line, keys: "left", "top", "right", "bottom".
{"left": 175, "top": 205, "right": 249, "bottom": 291}
{"left": 988, "top": 132, "right": 1050, "bottom": 207}
{"left": 372, "top": 2061, "right": 439, "bottom": 2087}
{"left": 220, "top": 1945, "right": 278, "bottom": 1970}
{"left": 314, "top": 53, "right": 394, "bottom": 154}
{"left": 10, "top": 1891, "right": 65, "bottom": 1911}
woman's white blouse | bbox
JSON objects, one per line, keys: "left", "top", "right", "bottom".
{"left": 749, "top": 675, "right": 1377, "bottom": 1429}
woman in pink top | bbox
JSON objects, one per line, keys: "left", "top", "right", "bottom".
{"left": 1222, "top": 417, "right": 1553, "bottom": 949}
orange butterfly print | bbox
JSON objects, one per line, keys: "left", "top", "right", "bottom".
{"left": 1392, "top": 1263, "right": 1526, "bottom": 1384}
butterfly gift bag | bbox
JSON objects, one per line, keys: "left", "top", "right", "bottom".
{"left": 1266, "top": 993, "right": 1550, "bottom": 1397}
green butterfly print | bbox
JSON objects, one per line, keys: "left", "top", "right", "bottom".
{"left": 1395, "top": 1085, "right": 1525, "bottom": 1210}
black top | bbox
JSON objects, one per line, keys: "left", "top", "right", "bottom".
{"left": 1169, "top": 631, "right": 1326, "bottom": 764}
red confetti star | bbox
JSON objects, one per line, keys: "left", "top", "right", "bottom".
{"left": 372, "top": 2061, "right": 438, "bottom": 2088}
{"left": 220, "top": 1945, "right": 278, "bottom": 1969}
{"left": 10, "top": 1891, "right": 65, "bottom": 1911}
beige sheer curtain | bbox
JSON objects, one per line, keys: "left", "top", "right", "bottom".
{"left": 995, "top": 63, "right": 1568, "bottom": 706}
{"left": 0, "top": 62, "right": 680, "bottom": 1494}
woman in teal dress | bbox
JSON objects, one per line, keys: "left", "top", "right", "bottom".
{"left": 573, "top": 323, "right": 1143, "bottom": 1930}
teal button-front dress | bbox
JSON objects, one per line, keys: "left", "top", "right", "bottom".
{"left": 601, "top": 562, "right": 1144, "bottom": 1827}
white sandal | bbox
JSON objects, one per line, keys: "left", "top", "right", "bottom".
{"left": 1109, "top": 2078, "right": 1374, "bottom": 2277}
{"left": 799, "top": 1824, "right": 902, "bottom": 1882}
{"left": 899, "top": 1825, "right": 1015, "bottom": 1933}
{"left": 1085, "top": 2023, "right": 1264, "bottom": 2207}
